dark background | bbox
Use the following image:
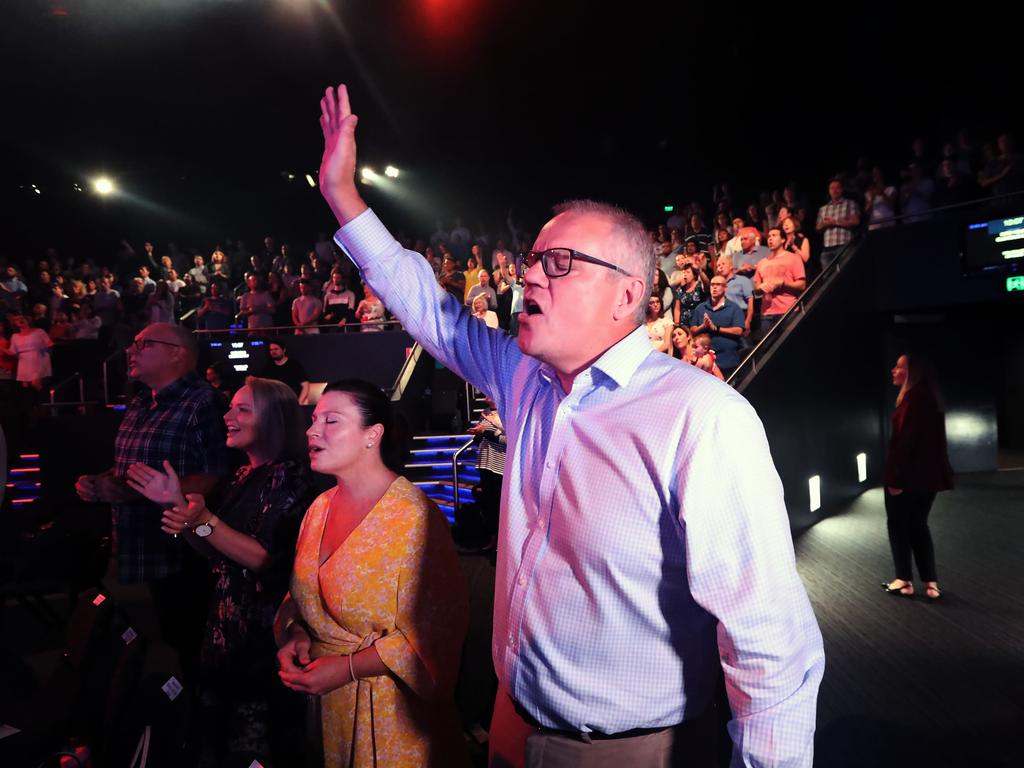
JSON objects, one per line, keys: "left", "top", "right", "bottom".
{"left": 2, "top": 0, "right": 1020, "bottom": 257}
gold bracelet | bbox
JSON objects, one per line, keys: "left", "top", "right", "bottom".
{"left": 348, "top": 652, "right": 357, "bottom": 683}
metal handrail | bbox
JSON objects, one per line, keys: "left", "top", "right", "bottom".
{"left": 451, "top": 436, "right": 476, "bottom": 516}
{"left": 726, "top": 188, "right": 1024, "bottom": 390}
{"left": 49, "top": 371, "right": 84, "bottom": 405}
{"left": 390, "top": 342, "right": 422, "bottom": 402}
{"left": 191, "top": 319, "right": 405, "bottom": 336}
{"left": 101, "top": 346, "right": 128, "bottom": 405}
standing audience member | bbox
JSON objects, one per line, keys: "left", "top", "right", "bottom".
{"left": 317, "top": 85, "right": 822, "bottom": 768}
{"left": 782, "top": 216, "right": 812, "bottom": 264}
{"left": 864, "top": 167, "right": 898, "bottom": 230}
{"left": 128, "top": 378, "right": 313, "bottom": 767}
{"left": 753, "top": 227, "right": 807, "bottom": 339}
{"left": 816, "top": 179, "right": 860, "bottom": 268}
{"left": 716, "top": 255, "right": 754, "bottom": 342}
{"left": 4, "top": 314, "right": 52, "bottom": 391}
{"left": 322, "top": 269, "right": 357, "bottom": 326}
{"left": 277, "top": 380, "right": 470, "bottom": 768}
{"left": 465, "top": 269, "right": 498, "bottom": 310}
{"left": 257, "top": 340, "right": 310, "bottom": 403}
{"left": 238, "top": 274, "right": 276, "bottom": 330}
{"left": 292, "top": 279, "right": 323, "bottom": 334}
{"left": 690, "top": 275, "right": 746, "bottom": 378}
{"left": 75, "top": 323, "right": 228, "bottom": 683}
{"left": 882, "top": 354, "right": 953, "bottom": 601}
{"left": 645, "top": 294, "right": 673, "bottom": 353}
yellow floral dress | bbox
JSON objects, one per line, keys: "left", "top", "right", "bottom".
{"left": 290, "top": 477, "right": 470, "bottom": 768}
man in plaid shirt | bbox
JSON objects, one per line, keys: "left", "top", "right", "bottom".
{"left": 76, "top": 322, "right": 227, "bottom": 676}
{"left": 815, "top": 178, "right": 861, "bottom": 268}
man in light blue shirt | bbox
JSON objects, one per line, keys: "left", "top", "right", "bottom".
{"left": 316, "top": 84, "right": 824, "bottom": 768}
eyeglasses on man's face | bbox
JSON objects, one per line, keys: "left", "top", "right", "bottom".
{"left": 129, "top": 338, "right": 184, "bottom": 353}
{"left": 515, "top": 248, "right": 631, "bottom": 279}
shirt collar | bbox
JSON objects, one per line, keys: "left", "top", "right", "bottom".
{"left": 151, "top": 372, "right": 201, "bottom": 407}
{"left": 536, "top": 325, "right": 651, "bottom": 392}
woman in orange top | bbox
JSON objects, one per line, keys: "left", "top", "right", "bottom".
{"left": 276, "top": 379, "right": 469, "bottom": 768}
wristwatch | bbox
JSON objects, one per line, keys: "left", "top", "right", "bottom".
{"left": 194, "top": 515, "right": 218, "bottom": 538}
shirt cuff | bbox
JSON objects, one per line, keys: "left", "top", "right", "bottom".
{"left": 333, "top": 208, "right": 394, "bottom": 270}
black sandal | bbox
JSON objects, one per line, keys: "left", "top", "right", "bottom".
{"left": 881, "top": 581, "right": 914, "bottom": 598}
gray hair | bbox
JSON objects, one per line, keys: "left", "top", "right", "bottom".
{"left": 551, "top": 199, "right": 653, "bottom": 324}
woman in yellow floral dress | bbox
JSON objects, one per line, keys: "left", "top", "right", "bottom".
{"left": 276, "top": 379, "right": 470, "bottom": 768}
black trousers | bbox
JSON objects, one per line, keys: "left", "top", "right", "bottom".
{"left": 884, "top": 489, "right": 938, "bottom": 582}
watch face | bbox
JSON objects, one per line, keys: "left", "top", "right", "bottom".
{"left": 195, "top": 523, "right": 213, "bottom": 538}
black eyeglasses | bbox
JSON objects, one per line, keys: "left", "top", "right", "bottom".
{"left": 516, "top": 248, "right": 631, "bottom": 279}
{"left": 129, "top": 339, "right": 184, "bottom": 353}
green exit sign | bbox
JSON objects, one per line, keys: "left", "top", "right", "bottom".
{"left": 1008, "top": 275, "right": 1024, "bottom": 292}
{"left": 663, "top": 205, "right": 674, "bottom": 213}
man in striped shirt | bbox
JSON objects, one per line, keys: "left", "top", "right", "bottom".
{"left": 318, "top": 83, "right": 824, "bottom": 768}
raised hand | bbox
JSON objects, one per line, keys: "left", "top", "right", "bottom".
{"left": 126, "top": 460, "right": 186, "bottom": 509}
{"left": 318, "top": 84, "right": 367, "bottom": 224}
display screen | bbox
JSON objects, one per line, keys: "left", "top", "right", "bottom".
{"left": 962, "top": 214, "right": 1024, "bottom": 273}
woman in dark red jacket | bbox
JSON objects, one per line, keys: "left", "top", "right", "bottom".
{"left": 882, "top": 354, "right": 953, "bottom": 600}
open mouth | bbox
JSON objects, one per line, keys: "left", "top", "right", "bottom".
{"left": 524, "top": 298, "right": 542, "bottom": 316}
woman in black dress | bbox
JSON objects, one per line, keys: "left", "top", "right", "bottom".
{"left": 881, "top": 354, "right": 953, "bottom": 600}
{"left": 127, "top": 376, "right": 313, "bottom": 765}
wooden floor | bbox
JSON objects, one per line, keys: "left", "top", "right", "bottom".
{"left": 798, "top": 470, "right": 1024, "bottom": 768}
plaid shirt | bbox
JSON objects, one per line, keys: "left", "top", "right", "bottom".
{"left": 816, "top": 196, "right": 859, "bottom": 247}
{"left": 113, "top": 373, "right": 228, "bottom": 582}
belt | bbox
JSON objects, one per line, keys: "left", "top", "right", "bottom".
{"left": 513, "top": 700, "right": 676, "bottom": 743}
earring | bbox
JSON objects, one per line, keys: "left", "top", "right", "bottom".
{"left": 366, "top": 442, "right": 374, "bottom": 448}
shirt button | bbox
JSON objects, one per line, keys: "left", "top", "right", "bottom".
{"left": 546, "top": 460, "right": 553, "bottom": 469}
{"left": 519, "top": 576, "right": 526, "bottom": 586}
{"left": 507, "top": 634, "right": 514, "bottom": 647}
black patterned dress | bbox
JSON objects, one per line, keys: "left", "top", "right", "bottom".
{"left": 198, "top": 460, "right": 313, "bottom": 767}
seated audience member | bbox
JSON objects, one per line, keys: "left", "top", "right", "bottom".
{"left": 292, "top": 278, "right": 323, "bottom": 334}
{"left": 257, "top": 339, "right": 311, "bottom": 402}
{"left": 754, "top": 227, "right": 807, "bottom": 339}
{"left": 276, "top": 379, "right": 469, "bottom": 768}
{"left": 470, "top": 295, "right": 499, "bottom": 328}
{"left": 645, "top": 294, "right": 673, "bottom": 353}
{"left": 693, "top": 333, "right": 726, "bottom": 380}
{"left": 690, "top": 275, "right": 746, "bottom": 378}
{"left": 127, "top": 377, "right": 313, "bottom": 768}
{"left": 465, "top": 269, "right": 498, "bottom": 310}
{"left": 75, "top": 323, "right": 228, "bottom": 685}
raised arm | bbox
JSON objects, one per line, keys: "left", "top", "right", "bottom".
{"left": 317, "top": 84, "right": 520, "bottom": 408}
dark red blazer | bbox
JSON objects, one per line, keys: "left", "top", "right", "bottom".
{"left": 884, "top": 384, "right": 954, "bottom": 492}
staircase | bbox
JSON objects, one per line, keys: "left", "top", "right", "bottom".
{"left": 404, "top": 384, "right": 490, "bottom": 522}
{"left": 6, "top": 452, "right": 42, "bottom": 507}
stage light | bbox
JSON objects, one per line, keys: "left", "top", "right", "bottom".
{"left": 305, "top": 173, "right": 316, "bottom": 188}
{"left": 360, "top": 167, "right": 377, "bottom": 185}
{"left": 93, "top": 177, "right": 116, "bottom": 195}
{"left": 384, "top": 165, "right": 400, "bottom": 178}
{"left": 856, "top": 453, "right": 867, "bottom": 483}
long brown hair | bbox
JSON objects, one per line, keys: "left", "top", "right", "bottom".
{"left": 246, "top": 376, "right": 308, "bottom": 464}
{"left": 896, "top": 353, "right": 944, "bottom": 409}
